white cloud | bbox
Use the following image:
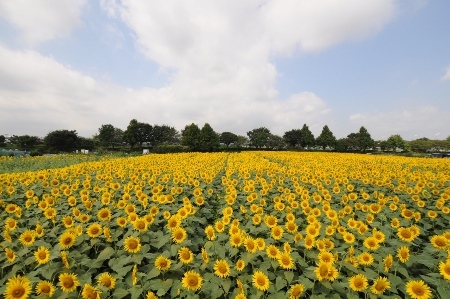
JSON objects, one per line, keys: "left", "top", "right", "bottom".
{"left": 348, "top": 105, "right": 450, "bottom": 140}
{"left": 0, "top": 0, "right": 86, "bottom": 45}
{"left": 0, "top": 45, "right": 331, "bottom": 137}
{"left": 442, "top": 66, "right": 450, "bottom": 81}
{"left": 1, "top": 1, "right": 399, "bottom": 138}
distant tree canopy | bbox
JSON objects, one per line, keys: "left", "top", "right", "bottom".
{"left": 386, "top": 134, "right": 410, "bottom": 152}
{"left": 247, "top": 127, "right": 271, "bottom": 148}
{"left": 316, "top": 125, "right": 336, "bottom": 149}
{"left": 0, "top": 135, "right": 5, "bottom": 146}
{"left": 336, "top": 126, "right": 374, "bottom": 151}
{"left": 299, "top": 124, "right": 315, "bottom": 148}
{"left": 199, "top": 123, "right": 220, "bottom": 152}
{"left": 283, "top": 129, "right": 302, "bottom": 148}
{"left": 220, "top": 132, "right": 238, "bottom": 147}
{"left": 182, "top": 123, "right": 201, "bottom": 151}
{"left": 44, "top": 130, "right": 80, "bottom": 153}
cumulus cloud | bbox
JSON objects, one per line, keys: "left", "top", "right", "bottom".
{"left": 349, "top": 105, "right": 450, "bottom": 140}
{"left": 442, "top": 66, "right": 450, "bottom": 81}
{"left": 1, "top": 1, "right": 398, "bottom": 138}
{"left": 0, "top": 0, "right": 86, "bottom": 45}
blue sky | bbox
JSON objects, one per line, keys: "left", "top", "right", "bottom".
{"left": 0, "top": 0, "right": 449, "bottom": 141}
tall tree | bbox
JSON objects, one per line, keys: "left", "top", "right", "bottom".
{"left": 152, "top": 125, "right": 179, "bottom": 146}
{"left": 0, "top": 135, "right": 5, "bottom": 146}
{"left": 247, "top": 127, "right": 271, "bottom": 148}
{"left": 182, "top": 123, "right": 201, "bottom": 151}
{"left": 199, "top": 123, "right": 220, "bottom": 152}
{"left": 98, "top": 124, "right": 116, "bottom": 148}
{"left": 283, "top": 129, "right": 302, "bottom": 148}
{"left": 234, "top": 135, "right": 249, "bottom": 148}
{"left": 17, "top": 135, "right": 40, "bottom": 150}
{"left": 299, "top": 124, "right": 315, "bottom": 148}
{"left": 316, "top": 125, "right": 336, "bottom": 150}
{"left": 357, "top": 126, "right": 374, "bottom": 151}
{"left": 44, "top": 130, "right": 80, "bottom": 153}
{"left": 267, "top": 134, "right": 285, "bottom": 150}
{"left": 220, "top": 132, "right": 238, "bottom": 148}
{"left": 123, "top": 119, "right": 152, "bottom": 149}
{"left": 386, "top": 134, "right": 410, "bottom": 152}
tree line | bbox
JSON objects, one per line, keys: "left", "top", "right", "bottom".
{"left": 1, "top": 119, "right": 449, "bottom": 155}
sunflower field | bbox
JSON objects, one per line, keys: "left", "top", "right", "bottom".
{"left": 1, "top": 152, "right": 450, "bottom": 299}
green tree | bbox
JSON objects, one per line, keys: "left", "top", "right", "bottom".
{"left": 0, "top": 135, "right": 5, "bottom": 146}
{"left": 199, "top": 123, "right": 220, "bottom": 152}
{"left": 79, "top": 137, "right": 96, "bottom": 151}
{"left": 234, "top": 135, "right": 249, "bottom": 148}
{"left": 220, "top": 132, "right": 238, "bottom": 148}
{"left": 409, "top": 137, "right": 432, "bottom": 153}
{"left": 44, "top": 130, "right": 80, "bottom": 153}
{"left": 283, "top": 129, "right": 302, "bottom": 148}
{"left": 335, "top": 137, "right": 358, "bottom": 152}
{"left": 299, "top": 124, "right": 315, "bottom": 148}
{"left": 386, "top": 134, "right": 410, "bottom": 152}
{"left": 247, "top": 127, "right": 271, "bottom": 148}
{"left": 316, "top": 125, "right": 336, "bottom": 150}
{"left": 182, "top": 123, "right": 201, "bottom": 151}
{"left": 17, "top": 135, "right": 40, "bottom": 151}
{"left": 267, "top": 134, "right": 285, "bottom": 150}
{"left": 123, "top": 119, "right": 152, "bottom": 149}
{"left": 152, "top": 125, "right": 179, "bottom": 146}
{"left": 357, "top": 126, "right": 374, "bottom": 151}
{"left": 98, "top": 124, "right": 116, "bottom": 148}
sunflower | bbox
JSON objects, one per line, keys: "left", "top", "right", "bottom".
{"left": 304, "top": 235, "right": 315, "bottom": 249}
{"left": 5, "top": 218, "right": 17, "bottom": 231}
{"left": 132, "top": 264, "right": 138, "bottom": 285}
{"left": 117, "top": 217, "right": 127, "bottom": 228}
{"left": 155, "top": 255, "right": 171, "bottom": 271}
{"left": 252, "top": 270, "right": 270, "bottom": 291}
{"left": 430, "top": 235, "right": 448, "bottom": 250}
{"left": 178, "top": 247, "right": 194, "bottom": 264}
{"left": 5, "top": 248, "right": 16, "bottom": 263}
{"left": 35, "top": 280, "right": 56, "bottom": 297}
{"left": 358, "top": 252, "right": 374, "bottom": 265}
{"left": 271, "top": 225, "right": 284, "bottom": 240}
{"left": 204, "top": 225, "right": 216, "bottom": 240}
{"left": 230, "top": 233, "right": 243, "bottom": 247}
{"left": 172, "top": 227, "right": 187, "bottom": 244}
{"left": 397, "top": 227, "right": 415, "bottom": 242}
{"left": 59, "top": 273, "right": 80, "bottom": 293}
{"left": 97, "top": 272, "right": 116, "bottom": 289}
{"left": 277, "top": 252, "right": 294, "bottom": 270}
{"left": 235, "top": 293, "right": 246, "bottom": 299}
{"left": 181, "top": 270, "right": 203, "bottom": 291}
{"left": 59, "top": 232, "right": 76, "bottom": 249}
{"left": 87, "top": 223, "right": 102, "bottom": 238}
{"left": 317, "top": 251, "right": 335, "bottom": 264}
{"left": 19, "top": 230, "right": 36, "bottom": 246}
{"left": 236, "top": 259, "right": 245, "bottom": 271}
{"left": 146, "top": 291, "right": 158, "bottom": 299}
{"left": 405, "top": 280, "right": 432, "bottom": 299}
{"left": 215, "top": 221, "right": 225, "bottom": 233}
{"left": 132, "top": 218, "right": 148, "bottom": 233}
{"left": 97, "top": 208, "right": 112, "bottom": 222}
{"left": 167, "top": 215, "right": 181, "bottom": 230}
{"left": 214, "top": 259, "right": 231, "bottom": 278}
{"left": 363, "top": 236, "right": 380, "bottom": 251}
{"left": 439, "top": 260, "right": 450, "bottom": 280}
{"left": 371, "top": 276, "right": 390, "bottom": 295}
{"left": 124, "top": 236, "right": 141, "bottom": 253}
{"left": 266, "top": 245, "right": 279, "bottom": 259}
{"left": 61, "top": 251, "right": 70, "bottom": 269}
{"left": 201, "top": 247, "right": 209, "bottom": 263}
{"left": 34, "top": 246, "right": 50, "bottom": 265}
{"left": 397, "top": 246, "right": 410, "bottom": 263}
{"left": 81, "top": 283, "right": 102, "bottom": 299}
{"left": 244, "top": 237, "right": 258, "bottom": 253}
{"left": 4, "top": 275, "right": 32, "bottom": 299}
{"left": 314, "top": 262, "right": 332, "bottom": 281}
{"left": 289, "top": 283, "right": 304, "bottom": 299}
{"left": 348, "top": 274, "right": 368, "bottom": 292}
{"left": 343, "top": 232, "right": 355, "bottom": 244}
{"left": 383, "top": 254, "right": 393, "bottom": 272}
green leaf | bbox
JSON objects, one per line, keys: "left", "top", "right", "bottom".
{"left": 146, "top": 267, "right": 161, "bottom": 279}
{"left": 130, "top": 286, "right": 143, "bottom": 299}
{"left": 156, "top": 279, "right": 173, "bottom": 296}
{"left": 437, "top": 286, "right": 450, "bottom": 299}
{"left": 275, "top": 276, "right": 287, "bottom": 291}
{"left": 284, "top": 271, "right": 294, "bottom": 284}
{"left": 113, "top": 288, "right": 129, "bottom": 298}
{"left": 221, "top": 279, "right": 231, "bottom": 293}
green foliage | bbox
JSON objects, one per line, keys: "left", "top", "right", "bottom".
{"left": 123, "top": 119, "right": 153, "bottom": 149}
{"left": 299, "top": 124, "right": 315, "bottom": 148}
{"left": 98, "top": 124, "right": 116, "bottom": 148}
{"left": 199, "top": 123, "right": 220, "bottom": 152}
{"left": 283, "top": 129, "right": 302, "bottom": 148}
{"left": 43, "top": 130, "right": 80, "bottom": 153}
{"left": 182, "top": 123, "right": 201, "bottom": 151}
{"left": 219, "top": 132, "right": 238, "bottom": 147}
{"left": 315, "top": 125, "right": 336, "bottom": 149}
{"left": 152, "top": 144, "right": 189, "bottom": 154}
{"left": 387, "top": 134, "right": 410, "bottom": 152}
{"left": 247, "top": 127, "right": 271, "bottom": 148}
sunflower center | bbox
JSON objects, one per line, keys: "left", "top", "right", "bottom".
{"left": 375, "top": 282, "right": 384, "bottom": 291}
{"left": 24, "top": 236, "right": 32, "bottom": 242}
{"left": 257, "top": 278, "right": 265, "bottom": 286}
{"left": 12, "top": 287, "right": 25, "bottom": 297}
{"left": 189, "top": 277, "right": 197, "bottom": 286}
{"left": 128, "top": 240, "right": 138, "bottom": 249}
{"left": 413, "top": 286, "right": 423, "bottom": 295}
{"left": 63, "top": 279, "right": 74, "bottom": 288}
{"left": 103, "top": 279, "right": 111, "bottom": 287}
{"left": 39, "top": 252, "right": 47, "bottom": 259}
{"left": 355, "top": 279, "right": 363, "bottom": 288}
{"left": 64, "top": 237, "right": 73, "bottom": 245}
{"left": 319, "top": 265, "right": 328, "bottom": 276}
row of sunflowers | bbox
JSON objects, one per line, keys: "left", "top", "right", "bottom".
{"left": 1, "top": 152, "right": 450, "bottom": 299}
